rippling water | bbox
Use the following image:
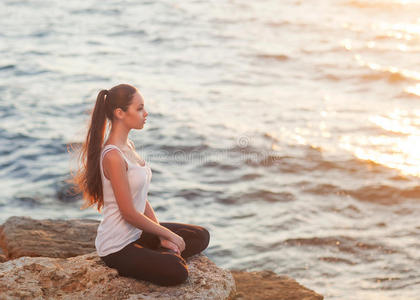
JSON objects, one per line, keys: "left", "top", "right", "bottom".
{"left": 1, "top": 0, "right": 420, "bottom": 299}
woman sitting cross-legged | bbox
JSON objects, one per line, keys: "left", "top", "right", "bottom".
{"left": 71, "top": 83, "right": 210, "bottom": 286}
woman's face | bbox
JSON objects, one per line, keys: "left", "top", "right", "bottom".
{"left": 124, "top": 92, "right": 148, "bottom": 130}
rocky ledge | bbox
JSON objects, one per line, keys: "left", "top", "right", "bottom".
{"left": 0, "top": 216, "right": 323, "bottom": 300}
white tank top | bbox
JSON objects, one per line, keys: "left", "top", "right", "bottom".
{"left": 95, "top": 144, "right": 152, "bottom": 257}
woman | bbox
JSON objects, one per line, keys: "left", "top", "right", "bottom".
{"left": 71, "top": 83, "right": 210, "bottom": 286}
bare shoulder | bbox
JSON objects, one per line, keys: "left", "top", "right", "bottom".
{"left": 102, "top": 149, "right": 128, "bottom": 179}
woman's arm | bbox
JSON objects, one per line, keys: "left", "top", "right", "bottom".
{"left": 144, "top": 199, "right": 159, "bottom": 224}
{"left": 144, "top": 199, "right": 168, "bottom": 242}
{"left": 102, "top": 150, "right": 175, "bottom": 241}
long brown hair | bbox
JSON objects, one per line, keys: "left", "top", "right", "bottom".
{"left": 68, "top": 83, "right": 138, "bottom": 212}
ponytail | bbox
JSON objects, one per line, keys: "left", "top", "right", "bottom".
{"left": 68, "top": 84, "right": 137, "bottom": 212}
{"left": 69, "top": 89, "right": 108, "bottom": 212}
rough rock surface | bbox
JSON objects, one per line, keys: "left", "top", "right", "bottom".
{"left": 231, "top": 270, "right": 323, "bottom": 300}
{"left": 0, "top": 251, "right": 236, "bottom": 300}
{"left": 0, "top": 216, "right": 323, "bottom": 299}
{"left": 0, "top": 247, "right": 6, "bottom": 263}
{"left": 0, "top": 216, "right": 98, "bottom": 260}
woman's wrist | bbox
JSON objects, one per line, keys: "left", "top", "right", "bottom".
{"left": 159, "top": 227, "right": 174, "bottom": 241}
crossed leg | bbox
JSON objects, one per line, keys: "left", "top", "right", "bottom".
{"left": 100, "top": 222, "right": 210, "bottom": 286}
{"left": 137, "top": 222, "right": 210, "bottom": 259}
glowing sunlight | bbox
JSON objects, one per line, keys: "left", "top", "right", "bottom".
{"left": 340, "top": 109, "right": 420, "bottom": 177}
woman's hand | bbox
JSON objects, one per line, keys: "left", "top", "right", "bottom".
{"left": 160, "top": 238, "right": 181, "bottom": 255}
{"left": 163, "top": 232, "right": 186, "bottom": 253}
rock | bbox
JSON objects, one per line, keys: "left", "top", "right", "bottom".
{"left": 0, "top": 216, "right": 99, "bottom": 260}
{"left": 0, "top": 244, "right": 5, "bottom": 263}
{"left": 230, "top": 270, "right": 323, "bottom": 300}
{"left": 0, "top": 216, "right": 323, "bottom": 299}
{"left": 0, "top": 217, "right": 236, "bottom": 299}
{"left": 0, "top": 251, "right": 236, "bottom": 300}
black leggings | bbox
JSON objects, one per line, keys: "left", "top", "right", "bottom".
{"left": 100, "top": 222, "right": 210, "bottom": 286}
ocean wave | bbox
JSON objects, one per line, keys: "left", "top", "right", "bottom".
{"left": 12, "top": 196, "right": 43, "bottom": 208}
{"left": 344, "top": 0, "right": 417, "bottom": 9}
{"left": 174, "top": 188, "right": 212, "bottom": 201}
{"left": 356, "top": 57, "right": 420, "bottom": 83}
{"left": 283, "top": 235, "right": 398, "bottom": 255}
{"left": 0, "top": 64, "right": 15, "bottom": 71}
{"left": 318, "top": 256, "right": 355, "bottom": 265}
{"left": 217, "top": 189, "right": 295, "bottom": 205}
{"left": 360, "top": 70, "right": 408, "bottom": 82}
{"left": 302, "top": 182, "right": 420, "bottom": 205}
{"left": 256, "top": 53, "right": 289, "bottom": 61}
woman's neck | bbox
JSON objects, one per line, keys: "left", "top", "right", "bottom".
{"left": 106, "top": 125, "right": 130, "bottom": 150}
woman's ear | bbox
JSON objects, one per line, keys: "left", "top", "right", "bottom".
{"left": 113, "top": 108, "right": 125, "bottom": 120}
